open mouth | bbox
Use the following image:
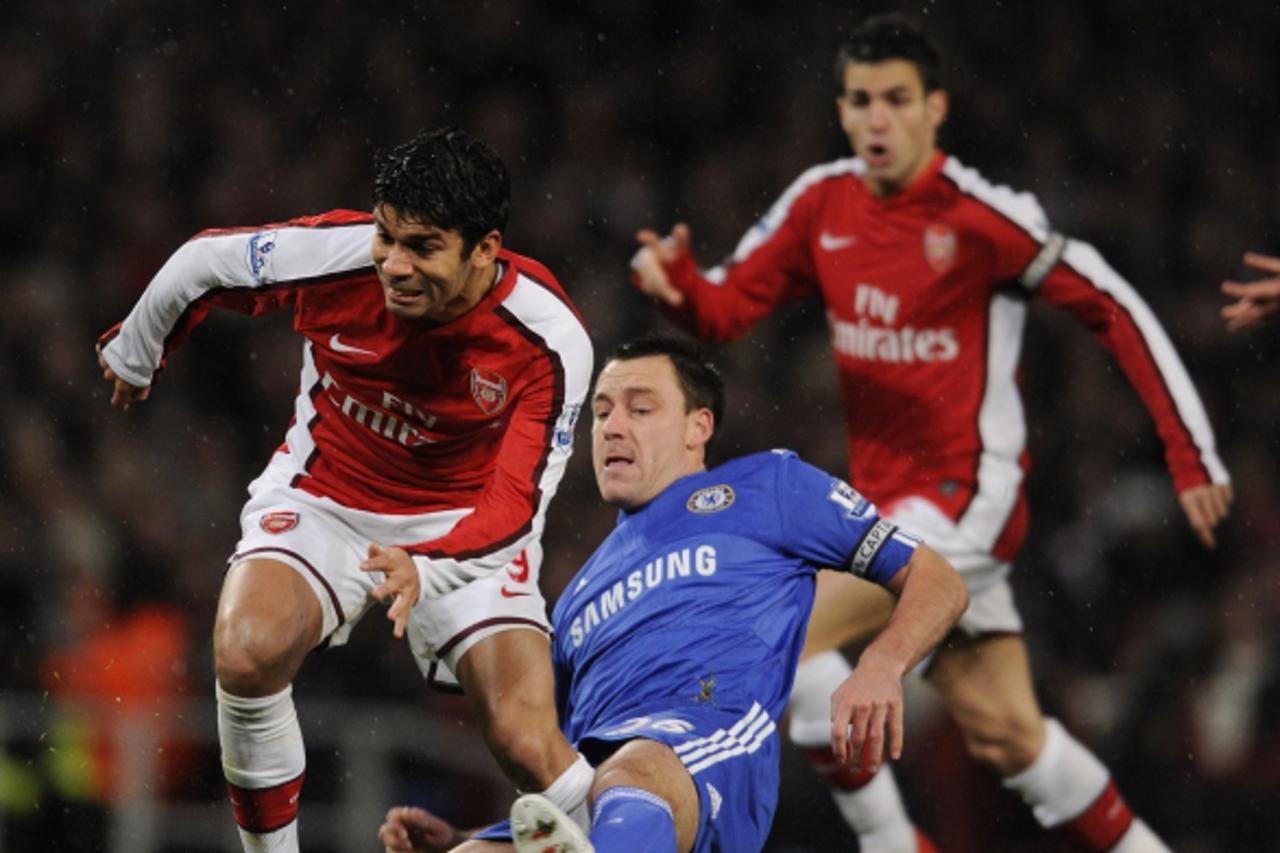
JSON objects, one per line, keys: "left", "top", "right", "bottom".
{"left": 385, "top": 287, "right": 427, "bottom": 306}
{"left": 603, "top": 454, "right": 633, "bottom": 470}
{"left": 864, "top": 143, "right": 891, "bottom": 167}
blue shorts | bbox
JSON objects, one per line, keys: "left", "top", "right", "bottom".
{"left": 475, "top": 702, "right": 781, "bottom": 852}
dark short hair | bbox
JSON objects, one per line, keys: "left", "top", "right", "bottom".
{"left": 835, "top": 14, "right": 941, "bottom": 93}
{"left": 372, "top": 127, "right": 510, "bottom": 255}
{"left": 608, "top": 334, "right": 725, "bottom": 448}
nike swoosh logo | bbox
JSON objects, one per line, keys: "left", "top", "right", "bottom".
{"left": 329, "top": 334, "right": 378, "bottom": 357}
{"left": 500, "top": 586, "right": 532, "bottom": 598}
{"left": 575, "top": 577, "right": 589, "bottom": 592}
{"left": 819, "top": 232, "right": 856, "bottom": 251}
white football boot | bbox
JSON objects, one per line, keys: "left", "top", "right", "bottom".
{"left": 510, "top": 793, "right": 595, "bottom": 853}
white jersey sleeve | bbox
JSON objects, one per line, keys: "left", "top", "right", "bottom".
{"left": 101, "top": 213, "right": 374, "bottom": 387}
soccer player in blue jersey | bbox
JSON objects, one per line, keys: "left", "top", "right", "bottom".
{"left": 379, "top": 335, "right": 968, "bottom": 853}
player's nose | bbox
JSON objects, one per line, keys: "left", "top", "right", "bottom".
{"left": 867, "top": 99, "right": 891, "bottom": 129}
{"left": 598, "top": 408, "right": 627, "bottom": 438}
{"left": 381, "top": 244, "right": 414, "bottom": 277}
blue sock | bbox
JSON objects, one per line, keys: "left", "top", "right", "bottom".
{"left": 589, "top": 785, "right": 679, "bottom": 852}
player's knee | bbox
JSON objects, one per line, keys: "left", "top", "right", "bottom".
{"left": 957, "top": 708, "right": 1044, "bottom": 775}
{"left": 213, "top": 613, "right": 307, "bottom": 695}
{"left": 592, "top": 760, "right": 645, "bottom": 797}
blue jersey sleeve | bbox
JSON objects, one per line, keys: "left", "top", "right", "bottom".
{"left": 772, "top": 451, "right": 919, "bottom": 586}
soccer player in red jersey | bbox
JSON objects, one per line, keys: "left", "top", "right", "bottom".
{"left": 631, "top": 15, "right": 1232, "bottom": 853}
{"left": 97, "top": 128, "right": 595, "bottom": 853}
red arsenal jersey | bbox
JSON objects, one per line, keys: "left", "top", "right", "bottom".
{"left": 100, "top": 210, "right": 593, "bottom": 573}
{"left": 658, "top": 153, "right": 1227, "bottom": 561}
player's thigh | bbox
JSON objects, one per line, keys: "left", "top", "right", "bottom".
{"left": 455, "top": 628, "right": 559, "bottom": 731}
{"left": 926, "top": 633, "right": 1045, "bottom": 753}
{"left": 800, "top": 570, "right": 894, "bottom": 660}
{"left": 214, "top": 557, "right": 324, "bottom": 687}
{"left": 595, "top": 738, "right": 700, "bottom": 852}
{"left": 230, "top": 473, "right": 386, "bottom": 649}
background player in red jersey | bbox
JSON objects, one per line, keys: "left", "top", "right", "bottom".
{"left": 631, "top": 15, "right": 1231, "bottom": 853}
{"left": 1222, "top": 251, "right": 1280, "bottom": 332}
{"left": 97, "top": 128, "right": 596, "bottom": 853}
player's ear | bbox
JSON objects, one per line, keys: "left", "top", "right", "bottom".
{"left": 468, "top": 229, "right": 502, "bottom": 267}
{"left": 926, "top": 88, "right": 948, "bottom": 132}
{"left": 686, "top": 408, "right": 714, "bottom": 453}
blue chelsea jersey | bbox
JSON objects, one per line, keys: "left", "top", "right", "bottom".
{"left": 550, "top": 450, "right": 920, "bottom": 742}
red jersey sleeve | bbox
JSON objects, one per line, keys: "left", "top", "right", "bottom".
{"left": 644, "top": 169, "right": 827, "bottom": 343}
{"left": 955, "top": 162, "right": 1229, "bottom": 496}
{"left": 1034, "top": 240, "right": 1228, "bottom": 492}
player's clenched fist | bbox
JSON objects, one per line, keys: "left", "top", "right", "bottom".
{"left": 95, "top": 343, "right": 151, "bottom": 410}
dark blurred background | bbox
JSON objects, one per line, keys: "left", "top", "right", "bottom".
{"left": 1, "top": 1, "right": 1277, "bottom": 851}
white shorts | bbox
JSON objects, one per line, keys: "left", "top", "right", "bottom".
{"left": 883, "top": 496, "right": 1023, "bottom": 636}
{"left": 228, "top": 456, "right": 550, "bottom": 686}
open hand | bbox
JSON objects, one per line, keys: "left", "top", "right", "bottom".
{"left": 1221, "top": 252, "right": 1280, "bottom": 332}
{"left": 829, "top": 656, "right": 904, "bottom": 775}
{"left": 1178, "top": 482, "right": 1233, "bottom": 549}
{"left": 631, "top": 223, "right": 692, "bottom": 307}
{"left": 360, "top": 544, "right": 421, "bottom": 639}
{"left": 378, "top": 805, "right": 465, "bottom": 853}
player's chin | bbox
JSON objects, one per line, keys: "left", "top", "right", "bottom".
{"left": 383, "top": 294, "right": 432, "bottom": 319}
{"left": 596, "top": 475, "right": 635, "bottom": 508}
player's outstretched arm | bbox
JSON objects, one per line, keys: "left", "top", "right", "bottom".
{"left": 1177, "top": 482, "right": 1234, "bottom": 549}
{"left": 1221, "top": 251, "right": 1280, "bottom": 332}
{"left": 95, "top": 343, "right": 151, "bottom": 411}
{"left": 829, "top": 543, "right": 967, "bottom": 773}
{"left": 631, "top": 223, "right": 692, "bottom": 306}
{"left": 379, "top": 805, "right": 470, "bottom": 853}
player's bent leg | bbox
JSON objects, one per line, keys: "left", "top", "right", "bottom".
{"left": 589, "top": 738, "right": 699, "bottom": 853}
{"left": 929, "top": 634, "right": 1168, "bottom": 851}
{"left": 925, "top": 633, "right": 1046, "bottom": 775}
{"left": 214, "top": 558, "right": 325, "bottom": 853}
{"left": 455, "top": 629, "right": 591, "bottom": 822}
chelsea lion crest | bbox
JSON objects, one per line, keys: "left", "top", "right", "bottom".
{"left": 687, "top": 484, "right": 735, "bottom": 514}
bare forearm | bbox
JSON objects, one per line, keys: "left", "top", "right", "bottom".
{"left": 861, "top": 544, "right": 967, "bottom": 675}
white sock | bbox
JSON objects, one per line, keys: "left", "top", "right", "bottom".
{"left": 217, "top": 682, "right": 306, "bottom": 853}
{"left": 832, "top": 766, "right": 919, "bottom": 853}
{"left": 1002, "top": 718, "right": 1107, "bottom": 828}
{"left": 787, "top": 651, "right": 854, "bottom": 747}
{"left": 789, "top": 652, "right": 916, "bottom": 852}
{"left": 537, "top": 753, "right": 594, "bottom": 833}
{"left": 1109, "top": 819, "right": 1170, "bottom": 853}
{"left": 1003, "top": 720, "right": 1169, "bottom": 850}
{"left": 235, "top": 823, "right": 299, "bottom": 853}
